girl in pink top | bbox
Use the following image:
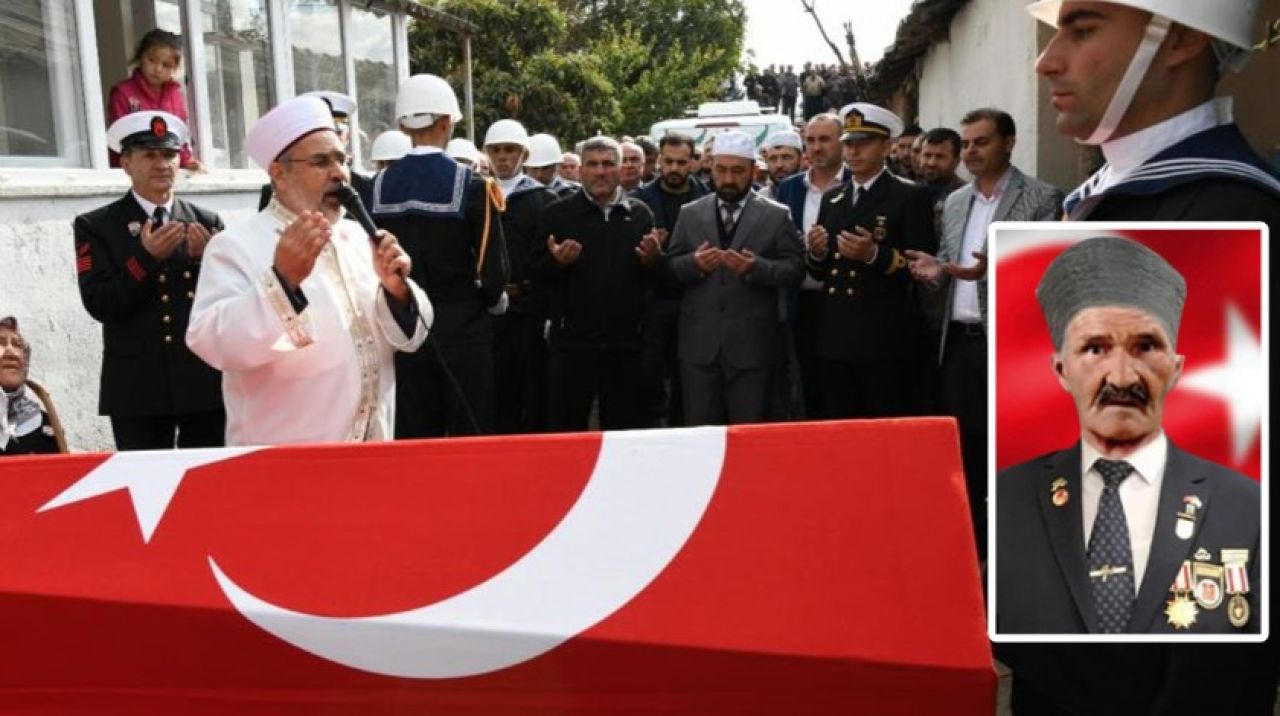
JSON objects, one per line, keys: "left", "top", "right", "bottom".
{"left": 107, "top": 29, "right": 203, "bottom": 171}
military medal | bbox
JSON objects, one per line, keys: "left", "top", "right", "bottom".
{"left": 1050, "top": 477, "right": 1069, "bottom": 507}
{"left": 873, "top": 215, "right": 887, "bottom": 242}
{"left": 1222, "top": 549, "right": 1251, "bottom": 628}
{"left": 1194, "top": 547, "right": 1211, "bottom": 561}
{"left": 1175, "top": 495, "right": 1200, "bottom": 540}
{"left": 1191, "top": 562, "right": 1224, "bottom": 610}
{"left": 128, "top": 221, "right": 142, "bottom": 236}
{"left": 1165, "top": 560, "right": 1197, "bottom": 630}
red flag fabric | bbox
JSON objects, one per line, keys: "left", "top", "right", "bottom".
{"left": 995, "top": 226, "right": 1263, "bottom": 480}
{"left": 0, "top": 420, "right": 993, "bottom": 714}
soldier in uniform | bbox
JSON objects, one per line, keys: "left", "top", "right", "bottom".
{"left": 526, "top": 133, "right": 580, "bottom": 198}
{"left": 484, "top": 119, "right": 557, "bottom": 433}
{"left": 258, "top": 91, "right": 374, "bottom": 210}
{"left": 371, "top": 74, "right": 509, "bottom": 437}
{"left": 805, "top": 103, "right": 937, "bottom": 419}
{"left": 74, "top": 112, "right": 225, "bottom": 450}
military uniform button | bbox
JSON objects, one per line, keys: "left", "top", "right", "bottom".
{"left": 161, "top": 294, "right": 170, "bottom": 303}
{"left": 163, "top": 335, "right": 173, "bottom": 344}
{"left": 846, "top": 288, "right": 854, "bottom": 296}
{"left": 186, "top": 291, "right": 195, "bottom": 299}
{"left": 162, "top": 315, "right": 171, "bottom": 324}
{"left": 833, "top": 252, "right": 841, "bottom": 260}
{"left": 827, "top": 287, "right": 835, "bottom": 295}
{"left": 830, "top": 268, "right": 838, "bottom": 276}
{"left": 849, "top": 270, "right": 857, "bottom": 278}
{"left": 158, "top": 274, "right": 167, "bottom": 284}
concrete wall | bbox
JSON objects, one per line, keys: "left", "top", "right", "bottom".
{"left": 911, "top": 0, "right": 1079, "bottom": 192}
{"left": 0, "top": 170, "right": 263, "bottom": 452}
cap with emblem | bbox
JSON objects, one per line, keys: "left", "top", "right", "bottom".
{"left": 301, "top": 90, "right": 356, "bottom": 118}
{"left": 763, "top": 129, "right": 803, "bottom": 152}
{"left": 244, "top": 96, "right": 336, "bottom": 169}
{"left": 107, "top": 112, "right": 187, "bottom": 154}
{"left": 1036, "top": 236, "right": 1187, "bottom": 351}
{"left": 712, "top": 130, "right": 757, "bottom": 161}
{"left": 838, "top": 103, "right": 904, "bottom": 142}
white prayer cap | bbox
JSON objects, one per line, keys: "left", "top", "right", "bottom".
{"left": 763, "top": 129, "right": 803, "bottom": 151}
{"left": 107, "top": 111, "right": 187, "bottom": 153}
{"left": 712, "top": 130, "right": 756, "bottom": 161}
{"left": 302, "top": 90, "right": 356, "bottom": 118}
{"left": 244, "top": 96, "right": 336, "bottom": 169}
{"left": 445, "top": 137, "right": 483, "bottom": 164}
{"left": 838, "top": 103, "right": 904, "bottom": 141}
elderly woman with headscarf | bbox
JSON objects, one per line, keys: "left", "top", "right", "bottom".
{"left": 0, "top": 316, "right": 65, "bottom": 455}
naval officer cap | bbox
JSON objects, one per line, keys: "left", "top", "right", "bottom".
{"left": 838, "top": 103, "right": 903, "bottom": 142}
{"left": 1036, "top": 236, "right": 1187, "bottom": 350}
{"left": 302, "top": 90, "right": 356, "bottom": 118}
{"left": 763, "top": 129, "right": 803, "bottom": 152}
{"left": 107, "top": 111, "right": 187, "bottom": 154}
{"left": 712, "top": 130, "right": 757, "bottom": 161}
{"left": 244, "top": 95, "right": 336, "bottom": 169}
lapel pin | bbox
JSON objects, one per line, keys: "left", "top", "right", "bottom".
{"left": 128, "top": 221, "right": 142, "bottom": 236}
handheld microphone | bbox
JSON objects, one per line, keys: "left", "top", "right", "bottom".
{"left": 335, "top": 184, "right": 380, "bottom": 244}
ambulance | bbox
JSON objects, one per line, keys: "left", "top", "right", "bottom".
{"left": 649, "top": 100, "right": 793, "bottom": 151}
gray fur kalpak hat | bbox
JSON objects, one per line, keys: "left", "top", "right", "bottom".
{"left": 1035, "top": 236, "right": 1187, "bottom": 350}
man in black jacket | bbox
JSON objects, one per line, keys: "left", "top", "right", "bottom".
{"left": 531, "top": 136, "right": 663, "bottom": 431}
{"left": 805, "top": 103, "right": 937, "bottom": 418}
{"left": 75, "top": 112, "right": 224, "bottom": 450}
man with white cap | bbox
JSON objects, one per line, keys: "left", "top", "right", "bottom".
{"left": 371, "top": 74, "right": 509, "bottom": 438}
{"left": 187, "top": 95, "right": 429, "bottom": 446}
{"left": 258, "top": 90, "right": 373, "bottom": 211}
{"left": 994, "top": 237, "right": 1265, "bottom": 713}
{"left": 75, "top": 111, "right": 226, "bottom": 450}
{"left": 483, "top": 119, "right": 557, "bottom": 433}
{"left": 805, "top": 102, "right": 936, "bottom": 419}
{"left": 526, "top": 133, "right": 579, "bottom": 198}
{"left": 761, "top": 129, "right": 804, "bottom": 199}
{"left": 663, "top": 130, "right": 804, "bottom": 425}
{"left": 1030, "top": 0, "right": 1280, "bottom": 229}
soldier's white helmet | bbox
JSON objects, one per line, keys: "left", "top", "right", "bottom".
{"left": 395, "top": 74, "right": 462, "bottom": 130}
{"left": 483, "top": 119, "right": 530, "bottom": 149}
{"left": 445, "top": 137, "right": 484, "bottom": 164}
{"left": 1027, "top": 0, "right": 1259, "bottom": 71}
{"left": 526, "top": 134, "right": 564, "bottom": 167}
{"left": 369, "top": 130, "right": 411, "bottom": 162}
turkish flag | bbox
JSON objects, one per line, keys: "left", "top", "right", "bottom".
{"left": 994, "top": 226, "right": 1263, "bottom": 480}
{"left": 0, "top": 421, "right": 993, "bottom": 714}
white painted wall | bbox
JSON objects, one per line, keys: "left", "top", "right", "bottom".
{"left": 0, "top": 169, "right": 264, "bottom": 452}
{"left": 913, "top": 0, "right": 1045, "bottom": 180}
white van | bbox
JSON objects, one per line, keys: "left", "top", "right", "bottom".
{"left": 649, "top": 100, "right": 793, "bottom": 151}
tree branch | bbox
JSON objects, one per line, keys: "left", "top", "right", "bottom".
{"left": 799, "top": 0, "right": 848, "bottom": 67}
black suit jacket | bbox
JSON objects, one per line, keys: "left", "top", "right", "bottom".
{"left": 805, "top": 171, "right": 937, "bottom": 361}
{"left": 74, "top": 193, "right": 224, "bottom": 417}
{"left": 996, "top": 441, "right": 1261, "bottom": 635}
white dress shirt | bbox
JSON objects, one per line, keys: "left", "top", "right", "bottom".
{"left": 800, "top": 168, "right": 842, "bottom": 290}
{"left": 1093, "top": 97, "right": 1230, "bottom": 195}
{"left": 130, "top": 190, "right": 175, "bottom": 221}
{"left": 950, "top": 167, "right": 1010, "bottom": 323}
{"left": 1081, "top": 431, "right": 1169, "bottom": 594}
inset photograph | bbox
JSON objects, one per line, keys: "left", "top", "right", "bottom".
{"left": 988, "top": 223, "right": 1267, "bottom": 641}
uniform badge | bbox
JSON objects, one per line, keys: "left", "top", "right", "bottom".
{"left": 1175, "top": 495, "right": 1200, "bottom": 540}
{"left": 1049, "top": 478, "right": 1069, "bottom": 507}
{"left": 1193, "top": 547, "right": 1211, "bottom": 561}
{"left": 128, "top": 221, "right": 142, "bottom": 237}
{"left": 829, "top": 191, "right": 845, "bottom": 204}
{"left": 1191, "top": 562, "right": 1224, "bottom": 610}
{"left": 1222, "top": 549, "right": 1251, "bottom": 628}
{"left": 873, "top": 215, "right": 887, "bottom": 242}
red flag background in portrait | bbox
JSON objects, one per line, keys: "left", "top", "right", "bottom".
{"left": 994, "top": 225, "right": 1264, "bottom": 480}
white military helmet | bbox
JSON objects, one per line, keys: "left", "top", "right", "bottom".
{"left": 526, "top": 133, "right": 564, "bottom": 167}
{"left": 395, "top": 74, "right": 462, "bottom": 130}
{"left": 483, "top": 119, "right": 530, "bottom": 149}
{"left": 1027, "top": 0, "right": 1258, "bottom": 65}
{"left": 369, "top": 130, "right": 411, "bottom": 162}
{"left": 445, "top": 137, "right": 484, "bottom": 164}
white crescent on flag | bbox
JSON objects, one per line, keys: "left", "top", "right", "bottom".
{"left": 209, "top": 426, "right": 728, "bottom": 679}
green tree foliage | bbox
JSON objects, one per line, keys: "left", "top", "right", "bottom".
{"left": 409, "top": 0, "right": 744, "bottom": 142}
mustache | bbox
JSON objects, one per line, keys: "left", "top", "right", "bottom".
{"left": 1094, "top": 381, "right": 1149, "bottom": 409}
{"left": 322, "top": 184, "right": 346, "bottom": 200}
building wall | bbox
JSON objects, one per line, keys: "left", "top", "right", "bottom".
{"left": 912, "top": 0, "right": 1081, "bottom": 192}
{"left": 0, "top": 171, "right": 263, "bottom": 452}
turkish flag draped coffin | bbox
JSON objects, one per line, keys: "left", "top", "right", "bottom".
{"left": 0, "top": 421, "right": 993, "bottom": 714}
{"left": 995, "top": 226, "right": 1264, "bottom": 480}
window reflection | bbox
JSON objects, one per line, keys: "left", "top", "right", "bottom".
{"left": 202, "top": 0, "right": 274, "bottom": 169}
{"left": 350, "top": 4, "right": 396, "bottom": 172}
{"left": 0, "top": 0, "right": 88, "bottom": 166}
{"left": 290, "top": 0, "right": 344, "bottom": 96}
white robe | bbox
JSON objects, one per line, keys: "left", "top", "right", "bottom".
{"left": 187, "top": 200, "right": 431, "bottom": 446}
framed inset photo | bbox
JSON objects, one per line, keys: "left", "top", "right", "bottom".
{"left": 987, "top": 223, "right": 1268, "bottom": 643}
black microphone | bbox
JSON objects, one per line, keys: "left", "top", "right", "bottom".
{"left": 335, "top": 184, "right": 379, "bottom": 244}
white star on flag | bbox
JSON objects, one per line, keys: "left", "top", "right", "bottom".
{"left": 1178, "top": 303, "right": 1262, "bottom": 465}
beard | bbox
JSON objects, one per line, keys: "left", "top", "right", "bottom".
{"left": 715, "top": 182, "right": 750, "bottom": 204}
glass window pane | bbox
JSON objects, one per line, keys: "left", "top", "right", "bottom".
{"left": 350, "top": 5, "right": 395, "bottom": 172}
{"left": 202, "top": 0, "right": 274, "bottom": 169}
{"left": 290, "top": 0, "right": 344, "bottom": 96}
{"left": 0, "top": 0, "right": 88, "bottom": 166}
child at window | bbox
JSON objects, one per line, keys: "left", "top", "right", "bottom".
{"left": 107, "top": 29, "right": 203, "bottom": 171}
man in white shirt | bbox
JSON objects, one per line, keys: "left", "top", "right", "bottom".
{"left": 187, "top": 96, "right": 430, "bottom": 446}
{"left": 995, "top": 236, "right": 1259, "bottom": 636}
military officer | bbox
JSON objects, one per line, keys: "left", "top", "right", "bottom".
{"left": 74, "top": 111, "right": 225, "bottom": 450}
{"left": 805, "top": 103, "right": 938, "bottom": 418}
{"left": 371, "top": 74, "right": 510, "bottom": 437}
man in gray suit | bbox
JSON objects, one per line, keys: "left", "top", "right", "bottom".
{"left": 665, "top": 131, "right": 805, "bottom": 425}
{"left": 907, "top": 108, "right": 1064, "bottom": 553}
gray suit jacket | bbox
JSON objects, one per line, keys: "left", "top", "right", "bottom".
{"left": 666, "top": 192, "right": 804, "bottom": 368}
{"left": 931, "top": 166, "right": 1064, "bottom": 363}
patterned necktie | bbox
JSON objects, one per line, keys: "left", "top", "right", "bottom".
{"left": 1088, "top": 458, "right": 1136, "bottom": 633}
{"left": 720, "top": 202, "right": 739, "bottom": 248}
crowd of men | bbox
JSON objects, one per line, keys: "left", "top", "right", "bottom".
{"left": 737, "top": 63, "right": 864, "bottom": 122}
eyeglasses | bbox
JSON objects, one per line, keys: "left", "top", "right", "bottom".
{"left": 281, "top": 151, "right": 349, "bottom": 170}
